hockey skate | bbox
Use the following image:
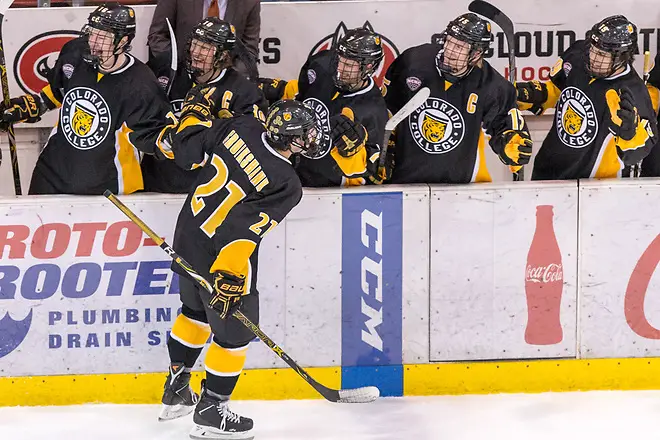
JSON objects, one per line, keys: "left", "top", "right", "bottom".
{"left": 158, "top": 362, "right": 199, "bottom": 422}
{"left": 189, "top": 380, "right": 254, "bottom": 440}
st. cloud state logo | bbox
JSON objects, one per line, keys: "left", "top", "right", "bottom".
{"left": 410, "top": 97, "right": 465, "bottom": 154}
{"left": 60, "top": 87, "right": 112, "bottom": 150}
{"left": 555, "top": 86, "right": 598, "bottom": 148}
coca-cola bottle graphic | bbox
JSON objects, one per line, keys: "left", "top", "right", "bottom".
{"left": 524, "top": 205, "right": 564, "bottom": 345}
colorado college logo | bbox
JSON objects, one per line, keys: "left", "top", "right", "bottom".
{"left": 61, "top": 87, "right": 111, "bottom": 150}
{"left": 301, "top": 97, "right": 332, "bottom": 159}
{"left": 308, "top": 21, "right": 399, "bottom": 88}
{"left": 555, "top": 86, "right": 598, "bottom": 148}
{"left": 14, "top": 30, "right": 80, "bottom": 94}
{"left": 410, "top": 97, "right": 465, "bottom": 154}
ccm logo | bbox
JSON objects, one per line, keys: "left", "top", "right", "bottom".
{"left": 360, "top": 208, "right": 383, "bottom": 351}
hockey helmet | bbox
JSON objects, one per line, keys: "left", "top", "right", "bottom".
{"left": 186, "top": 17, "right": 237, "bottom": 80}
{"left": 82, "top": 3, "right": 136, "bottom": 67}
{"left": 265, "top": 100, "right": 321, "bottom": 156}
{"left": 585, "top": 15, "right": 637, "bottom": 78}
{"left": 436, "top": 13, "right": 492, "bottom": 77}
{"left": 332, "top": 28, "right": 384, "bottom": 92}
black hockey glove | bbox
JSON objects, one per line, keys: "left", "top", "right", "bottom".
{"left": 515, "top": 81, "right": 547, "bottom": 116}
{"left": 209, "top": 271, "right": 248, "bottom": 319}
{"left": 180, "top": 86, "right": 216, "bottom": 122}
{"left": 0, "top": 94, "right": 45, "bottom": 130}
{"left": 258, "top": 77, "right": 288, "bottom": 104}
{"left": 330, "top": 111, "right": 367, "bottom": 158}
{"left": 606, "top": 87, "right": 639, "bottom": 141}
{"left": 497, "top": 129, "right": 533, "bottom": 166}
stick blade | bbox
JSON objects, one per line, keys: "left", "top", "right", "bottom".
{"left": 337, "top": 386, "right": 380, "bottom": 403}
{"left": 385, "top": 86, "right": 430, "bottom": 131}
{"left": 0, "top": 0, "right": 13, "bottom": 17}
{"left": 166, "top": 18, "right": 177, "bottom": 72}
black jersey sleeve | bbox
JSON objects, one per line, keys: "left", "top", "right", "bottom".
{"left": 41, "top": 37, "right": 87, "bottom": 109}
{"left": 382, "top": 49, "right": 409, "bottom": 115}
{"left": 484, "top": 79, "right": 532, "bottom": 155}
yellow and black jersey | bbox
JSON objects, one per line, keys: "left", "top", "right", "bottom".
{"left": 28, "top": 37, "right": 172, "bottom": 195}
{"left": 143, "top": 65, "right": 268, "bottom": 194}
{"left": 523, "top": 40, "right": 658, "bottom": 180}
{"left": 171, "top": 114, "right": 302, "bottom": 290}
{"left": 383, "top": 43, "right": 526, "bottom": 184}
{"left": 293, "top": 50, "right": 388, "bottom": 187}
{"left": 641, "top": 51, "right": 660, "bottom": 177}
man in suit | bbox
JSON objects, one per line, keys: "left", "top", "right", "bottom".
{"left": 147, "top": 0, "right": 260, "bottom": 83}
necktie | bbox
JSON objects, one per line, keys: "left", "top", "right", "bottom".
{"left": 207, "top": 0, "right": 219, "bottom": 17}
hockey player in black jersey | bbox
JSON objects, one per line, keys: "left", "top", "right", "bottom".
{"left": 382, "top": 13, "right": 532, "bottom": 184}
{"left": 0, "top": 3, "right": 172, "bottom": 195}
{"left": 260, "top": 28, "right": 389, "bottom": 186}
{"left": 143, "top": 17, "right": 268, "bottom": 193}
{"left": 158, "top": 93, "right": 319, "bottom": 439}
{"left": 516, "top": 15, "right": 658, "bottom": 180}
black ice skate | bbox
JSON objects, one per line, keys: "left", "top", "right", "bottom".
{"left": 189, "top": 380, "right": 254, "bottom": 440}
{"left": 158, "top": 362, "right": 199, "bottom": 422}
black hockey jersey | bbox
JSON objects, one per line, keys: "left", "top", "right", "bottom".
{"left": 28, "top": 37, "right": 171, "bottom": 195}
{"left": 526, "top": 40, "right": 658, "bottom": 180}
{"left": 640, "top": 51, "right": 660, "bottom": 177}
{"left": 293, "top": 50, "right": 388, "bottom": 187}
{"left": 383, "top": 43, "right": 525, "bottom": 184}
{"left": 142, "top": 66, "right": 268, "bottom": 194}
{"left": 171, "top": 114, "right": 302, "bottom": 290}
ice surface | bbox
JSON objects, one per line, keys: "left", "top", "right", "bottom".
{"left": 1, "top": 390, "right": 660, "bottom": 440}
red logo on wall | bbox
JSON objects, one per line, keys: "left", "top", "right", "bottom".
{"left": 13, "top": 31, "right": 80, "bottom": 95}
{"left": 625, "top": 234, "right": 660, "bottom": 339}
{"left": 525, "top": 205, "right": 564, "bottom": 345}
{"left": 308, "top": 21, "right": 399, "bottom": 88}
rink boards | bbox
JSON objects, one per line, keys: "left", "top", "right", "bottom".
{"left": 2, "top": 179, "right": 660, "bottom": 405}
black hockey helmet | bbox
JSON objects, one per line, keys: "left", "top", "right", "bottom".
{"left": 332, "top": 28, "right": 384, "bottom": 92}
{"left": 585, "top": 15, "right": 637, "bottom": 78}
{"left": 186, "top": 17, "right": 237, "bottom": 80}
{"left": 265, "top": 100, "right": 321, "bottom": 156}
{"left": 436, "top": 13, "right": 492, "bottom": 77}
{"left": 82, "top": 3, "right": 136, "bottom": 67}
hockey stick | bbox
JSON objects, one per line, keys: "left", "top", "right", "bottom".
{"left": 0, "top": 0, "right": 20, "bottom": 195}
{"left": 165, "top": 18, "right": 177, "bottom": 98}
{"left": 468, "top": 0, "right": 525, "bottom": 182}
{"left": 377, "top": 86, "right": 430, "bottom": 177}
{"left": 103, "top": 190, "right": 379, "bottom": 404}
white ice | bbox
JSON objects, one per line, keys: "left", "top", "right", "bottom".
{"left": 1, "top": 390, "right": 659, "bottom": 440}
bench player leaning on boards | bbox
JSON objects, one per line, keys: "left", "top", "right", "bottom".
{"left": 516, "top": 15, "right": 658, "bottom": 180}
{"left": 158, "top": 92, "right": 320, "bottom": 439}
{"left": 259, "top": 28, "right": 388, "bottom": 186}
{"left": 0, "top": 3, "right": 172, "bottom": 195}
{"left": 637, "top": 49, "right": 660, "bottom": 176}
{"left": 143, "top": 17, "right": 267, "bottom": 194}
{"left": 381, "top": 13, "right": 532, "bottom": 184}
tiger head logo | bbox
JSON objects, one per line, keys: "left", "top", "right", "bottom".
{"left": 562, "top": 104, "right": 585, "bottom": 135}
{"left": 72, "top": 103, "right": 95, "bottom": 137}
{"left": 421, "top": 112, "right": 448, "bottom": 143}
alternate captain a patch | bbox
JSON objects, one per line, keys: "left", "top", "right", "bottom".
{"left": 60, "top": 86, "right": 112, "bottom": 150}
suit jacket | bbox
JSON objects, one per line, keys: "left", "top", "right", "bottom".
{"left": 147, "top": 0, "right": 260, "bottom": 76}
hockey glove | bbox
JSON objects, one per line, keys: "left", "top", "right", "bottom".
{"left": 497, "top": 129, "right": 533, "bottom": 166}
{"left": 209, "top": 271, "right": 248, "bottom": 320}
{"left": 330, "top": 108, "right": 367, "bottom": 158}
{"left": 180, "top": 86, "right": 216, "bottom": 122}
{"left": 515, "top": 81, "right": 547, "bottom": 116}
{"left": 258, "top": 77, "right": 288, "bottom": 104}
{"left": 606, "top": 87, "right": 638, "bottom": 141}
{"left": 0, "top": 94, "right": 45, "bottom": 130}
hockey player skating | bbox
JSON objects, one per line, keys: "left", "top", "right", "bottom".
{"left": 158, "top": 92, "right": 319, "bottom": 439}
{"left": 382, "top": 13, "right": 532, "bottom": 184}
{"left": 143, "top": 17, "right": 267, "bottom": 193}
{"left": 260, "top": 28, "right": 389, "bottom": 186}
{"left": 516, "top": 15, "right": 657, "bottom": 180}
{"left": 0, "top": 3, "right": 172, "bottom": 195}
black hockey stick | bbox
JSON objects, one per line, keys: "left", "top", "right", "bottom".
{"left": 103, "top": 190, "right": 379, "bottom": 404}
{"left": 469, "top": 0, "right": 525, "bottom": 182}
{"left": 0, "top": 0, "right": 20, "bottom": 195}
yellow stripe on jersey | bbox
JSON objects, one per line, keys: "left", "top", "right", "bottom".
{"left": 283, "top": 80, "right": 299, "bottom": 100}
{"left": 170, "top": 314, "right": 211, "bottom": 348}
{"left": 445, "top": 80, "right": 452, "bottom": 91}
{"left": 343, "top": 177, "right": 366, "bottom": 186}
{"left": 205, "top": 342, "right": 248, "bottom": 377}
{"left": 331, "top": 146, "right": 367, "bottom": 177}
{"left": 177, "top": 115, "right": 213, "bottom": 133}
{"left": 114, "top": 122, "right": 144, "bottom": 194}
{"left": 593, "top": 135, "right": 623, "bottom": 179}
{"left": 472, "top": 129, "right": 492, "bottom": 183}
{"left": 41, "top": 85, "right": 61, "bottom": 108}
{"left": 210, "top": 239, "right": 257, "bottom": 277}
{"left": 647, "top": 85, "right": 660, "bottom": 115}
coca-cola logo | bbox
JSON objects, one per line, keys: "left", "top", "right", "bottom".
{"left": 625, "top": 233, "right": 660, "bottom": 339}
{"left": 526, "top": 264, "right": 563, "bottom": 283}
